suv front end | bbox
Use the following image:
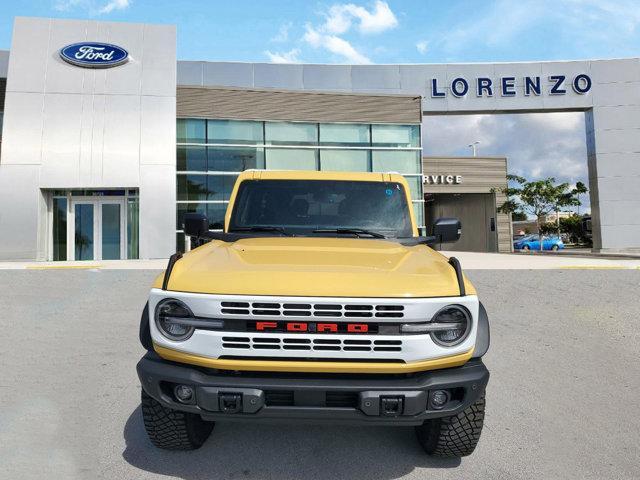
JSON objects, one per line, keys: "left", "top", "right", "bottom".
{"left": 136, "top": 170, "right": 490, "bottom": 457}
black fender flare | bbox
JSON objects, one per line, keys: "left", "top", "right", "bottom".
{"left": 139, "top": 302, "right": 153, "bottom": 351}
{"left": 472, "top": 302, "right": 490, "bottom": 358}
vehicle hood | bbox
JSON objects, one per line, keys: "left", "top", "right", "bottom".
{"left": 159, "top": 237, "right": 475, "bottom": 298}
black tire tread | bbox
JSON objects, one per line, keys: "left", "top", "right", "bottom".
{"left": 141, "top": 389, "right": 214, "bottom": 450}
{"left": 416, "top": 394, "right": 485, "bottom": 458}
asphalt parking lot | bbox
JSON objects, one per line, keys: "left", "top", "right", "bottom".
{"left": 1, "top": 268, "right": 639, "bottom": 480}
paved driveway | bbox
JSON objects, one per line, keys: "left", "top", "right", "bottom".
{"left": 1, "top": 269, "right": 638, "bottom": 479}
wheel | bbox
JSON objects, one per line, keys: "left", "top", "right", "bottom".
{"left": 551, "top": 245, "right": 559, "bottom": 251}
{"left": 415, "top": 394, "right": 485, "bottom": 458}
{"left": 141, "top": 389, "right": 214, "bottom": 450}
{"left": 521, "top": 244, "right": 530, "bottom": 251}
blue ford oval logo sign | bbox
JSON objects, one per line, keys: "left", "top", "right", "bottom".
{"left": 60, "top": 42, "right": 129, "bottom": 68}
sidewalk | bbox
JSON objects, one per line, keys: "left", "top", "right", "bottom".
{"left": 0, "top": 259, "right": 168, "bottom": 270}
{"left": 1, "top": 252, "right": 639, "bottom": 270}
{"left": 441, "top": 251, "right": 640, "bottom": 269}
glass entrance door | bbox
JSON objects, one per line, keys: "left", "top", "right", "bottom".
{"left": 100, "top": 201, "right": 125, "bottom": 260}
{"left": 71, "top": 198, "right": 126, "bottom": 260}
{"left": 74, "top": 202, "right": 95, "bottom": 260}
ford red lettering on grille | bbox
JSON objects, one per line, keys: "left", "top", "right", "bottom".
{"left": 253, "top": 321, "right": 370, "bottom": 333}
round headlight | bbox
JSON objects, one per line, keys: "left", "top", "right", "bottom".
{"left": 430, "top": 305, "right": 471, "bottom": 347}
{"left": 155, "top": 299, "right": 195, "bottom": 341}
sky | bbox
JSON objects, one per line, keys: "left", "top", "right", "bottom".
{"left": 1, "top": 0, "right": 639, "bottom": 213}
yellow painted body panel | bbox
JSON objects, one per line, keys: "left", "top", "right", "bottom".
{"left": 161, "top": 170, "right": 475, "bottom": 297}
{"left": 163, "top": 237, "right": 475, "bottom": 297}
{"left": 154, "top": 344, "right": 474, "bottom": 374}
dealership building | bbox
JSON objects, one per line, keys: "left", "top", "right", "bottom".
{"left": 0, "top": 17, "right": 639, "bottom": 261}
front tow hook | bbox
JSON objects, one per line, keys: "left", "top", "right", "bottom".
{"left": 219, "top": 393, "right": 243, "bottom": 414}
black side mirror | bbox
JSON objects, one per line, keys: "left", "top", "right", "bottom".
{"left": 184, "top": 212, "right": 209, "bottom": 238}
{"left": 430, "top": 217, "right": 461, "bottom": 243}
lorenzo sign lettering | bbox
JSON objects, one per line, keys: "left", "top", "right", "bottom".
{"left": 430, "top": 74, "right": 592, "bottom": 98}
{"left": 60, "top": 42, "right": 129, "bottom": 68}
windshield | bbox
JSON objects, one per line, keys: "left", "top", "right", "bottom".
{"left": 229, "top": 179, "right": 413, "bottom": 238}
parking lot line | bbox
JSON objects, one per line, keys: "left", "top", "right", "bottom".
{"left": 25, "top": 264, "right": 103, "bottom": 270}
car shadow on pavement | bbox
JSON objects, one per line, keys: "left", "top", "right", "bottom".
{"left": 122, "top": 406, "right": 460, "bottom": 480}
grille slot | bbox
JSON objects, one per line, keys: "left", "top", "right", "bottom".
{"left": 265, "top": 390, "right": 294, "bottom": 406}
{"left": 222, "top": 336, "right": 251, "bottom": 349}
{"left": 325, "top": 391, "right": 359, "bottom": 408}
{"left": 343, "top": 339, "right": 371, "bottom": 345}
{"left": 314, "top": 311, "right": 341, "bottom": 317}
{"left": 283, "top": 303, "right": 311, "bottom": 310}
{"left": 222, "top": 343, "right": 250, "bottom": 349}
{"left": 374, "top": 340, "right": 401, "bottom": 345}
{"left": 221, "top": 302, "right": 250, "bottom": 308}
{"left": 283, "top": 310, "right": 311, "bottom": 316}
{"left": 221, "top": 308, "right": 250, "bottom": 315}
{"left": 314, "top": 304, "right": 341, "bottom": 310}
{"left": 283, "top": 338, "right": 310, "bottom": 344}
{"left": 313, "top": 339, "right": 340, "bottom": 345}
{"left": 253, "top": 337, "right": 279, "bottom": 343}
{"left": 283, "top": 344, "right": 311, "bottom": 350}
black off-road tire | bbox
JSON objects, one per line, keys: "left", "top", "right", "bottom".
{"left": 141, "top": 389, "right": 214, "bottom": 450}
{"left": 415, "top": 394, "right": 485, "bottom": 458}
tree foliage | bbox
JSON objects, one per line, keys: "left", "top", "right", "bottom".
{"left": 498, "top": 175, "right": 588, "bottom": 250}
{"left": 511, "top": 211, "right": 528, "bottom": 221}
{"left": 539, "top": 216, "right": 592, "bottom": 245}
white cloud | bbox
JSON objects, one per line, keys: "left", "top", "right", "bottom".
{"left": 264, "top": 48, "right": 301, "bottom": 63}
{"left": 303, "top": 25, "right": 372, "bottom": 64}
{"left": 54, "top": 0, "right": 83, "bottom": 10}
{"left": 422, "top": 112, "right": 590, "bottom": 212}
{"left": 416, "top": 40, "right": 428, "bottom": 54}
{"left": 264, "top": 1, "right": 395, "bottom": 65}
{"left": 99, "top": 0, "right": 129, "bottom": 14}
{"left": 271, "top": 22, "right": 292, "bottom": 43}
{"left": 54, "top": 0, "right": 130, "bottom": 15}
{"left": 323, "top": 1, "right": 398, "bottom": 35}
{"left": 427, "top": 0, "right": 640, "bottom": 60}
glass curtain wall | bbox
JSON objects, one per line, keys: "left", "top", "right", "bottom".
{"left": 176, "top": 119, "right": 424, "bottom": 251}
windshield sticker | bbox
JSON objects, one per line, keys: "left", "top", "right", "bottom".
{"left": 385, "top": 188, "right": 393, "bottom": 196}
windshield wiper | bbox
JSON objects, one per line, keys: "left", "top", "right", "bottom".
{"left": 312, "top": 228, "right": 386, "bottom": 239}
{"left": 229, "top": 226, "right": 293, "bottom": 236}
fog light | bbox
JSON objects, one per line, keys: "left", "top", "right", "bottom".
{"left": 431, "top": 390, "right": 449, "bottom": 409}
{"left": 174, "top": 385, "right": 194, "bottom": 404}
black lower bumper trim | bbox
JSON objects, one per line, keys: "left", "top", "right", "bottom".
{"left": 137, "top": 352, "right": 489, "bottom": 425}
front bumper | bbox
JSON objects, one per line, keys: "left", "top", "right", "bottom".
{"left": 137, "top": 352, "right": 489, "bottom": 425}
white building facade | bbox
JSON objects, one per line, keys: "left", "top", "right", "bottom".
{"left": 0, "top": 16, "right": 638, "bottom": 260}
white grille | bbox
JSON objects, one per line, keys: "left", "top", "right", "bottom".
{"left": 220, "top": 301, "right": 404, "bottom": 319}
{"left": 221, "top": 336, "right": 402, "bottom": 353}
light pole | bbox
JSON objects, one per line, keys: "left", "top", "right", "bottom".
{"left": 468, "top": 141, "right": 480, "bottom": 157}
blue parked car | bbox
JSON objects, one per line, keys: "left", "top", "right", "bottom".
{"left": 514, "top": 234, "right": 564, "bottom": 251}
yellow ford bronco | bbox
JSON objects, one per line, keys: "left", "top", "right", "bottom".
{"left": 137, "top": 170, "right": 490, "bottom": 457}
